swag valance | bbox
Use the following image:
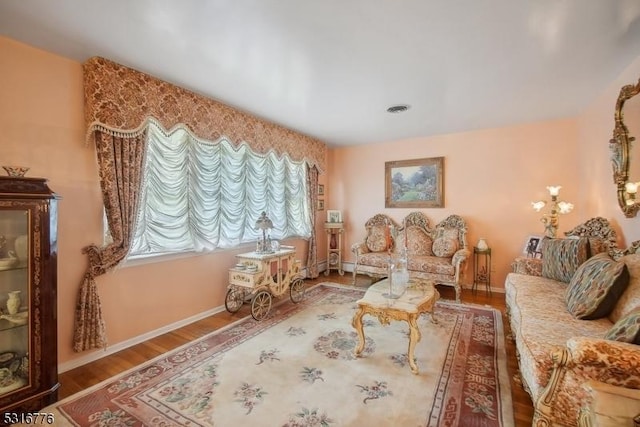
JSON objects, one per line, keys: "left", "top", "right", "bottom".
{"left": 83, "top": 56, "right": 326, "bottom": 172}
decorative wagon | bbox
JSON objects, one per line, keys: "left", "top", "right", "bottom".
{"left": 225, "top": 247, "right": 305, "bottom": 320}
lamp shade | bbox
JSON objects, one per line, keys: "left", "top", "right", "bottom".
{"left": 531, "top": 201, "right": 546, "bottom": 212}
{"left": 557, "top": 201, "right": 574, "bottom": 214}
{"left": 255, "top": 211, "right": 273, "bottom": 230}
{"left": 547, "top": 186, "right": 561, "bottom": 196}
{"left": 625, "top": 182, "right": 639, "bottom": 194}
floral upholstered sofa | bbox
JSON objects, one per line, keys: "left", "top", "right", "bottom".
{"left": 506, "top": 217, "right": 640, "bottom": 427}
{"left": 351, "top": 211, "right": 470, "bottom": 302}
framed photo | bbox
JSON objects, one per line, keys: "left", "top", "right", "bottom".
{"left": 318, "top": 184, "right": 324, "bottom": 195}
{"left": 523, "top": 235, "right": 543, "bottom": 257}
{"left": 385, "top": 157, "right": 444, "bottom": 208}
{"left": 317, "top": 199, "right": 324, "bottom": 211}
{"left": 327, "top": 210, "right": 342, "bottom": 223}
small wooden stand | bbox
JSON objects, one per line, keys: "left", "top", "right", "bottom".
{"left": 324, "top": 222, "right": 344, "bottom": 276}
{"left": 473, "top": 247, "right": 492, "bottom": 295}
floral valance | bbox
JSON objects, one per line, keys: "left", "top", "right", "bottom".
{"left": 83, "top": 57, "right": 326, "bottom": 172}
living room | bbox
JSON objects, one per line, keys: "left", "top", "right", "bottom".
{"left": 1, "top": 2, "right": 640, "bottom": 425}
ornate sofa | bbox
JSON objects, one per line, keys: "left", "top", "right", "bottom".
{"left": 506, "top": 217, "right": 640, "bottom": 427}
{"left": 351, "top": 212, "right": 470, "bottom": 302}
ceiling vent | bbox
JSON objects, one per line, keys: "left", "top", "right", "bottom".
{"left": 386, "top": 104, "right": 410, "bottom": 114}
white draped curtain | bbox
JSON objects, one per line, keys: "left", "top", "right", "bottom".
{"left": 129, "top": 121, "right": 312, "bottom": 257}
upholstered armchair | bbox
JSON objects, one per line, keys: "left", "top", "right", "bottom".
{"left": 350, "top": 213, "right": 399, "bottom": 283}
{"left": 400, "top": 213, "right": 470, "bottom": 302}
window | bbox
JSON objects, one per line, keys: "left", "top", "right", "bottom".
{"left": 127, "top": 121, "right": 312, "bottom": 258}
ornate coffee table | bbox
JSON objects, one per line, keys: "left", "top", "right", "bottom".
{"left": 351, "top": 278, "right": 439, "bottom": 374}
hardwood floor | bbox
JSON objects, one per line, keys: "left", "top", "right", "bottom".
{"left": 59, "top": 273, "right": 534, "bottom": 426}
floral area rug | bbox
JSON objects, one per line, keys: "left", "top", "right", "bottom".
{"left": 42, "top": 283, "right": 513, "bottom": 427}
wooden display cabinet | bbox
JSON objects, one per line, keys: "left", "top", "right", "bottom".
{"left": 0, "top": 176, "right": 59, "bottom": 414}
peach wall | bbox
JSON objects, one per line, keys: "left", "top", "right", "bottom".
{"left": 329, "top": 119, "right": 582, "bottom": 291}
{"left": 0, "top": 37, "right": 95, "bottom": 367}
{"left": 578, "top": 54, "right": 640, "bottom": 245}
{"left": 0, "top": 36, "right": 328, "bottom": 367}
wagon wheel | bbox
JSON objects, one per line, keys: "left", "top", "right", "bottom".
{"left": 290, "top": 278, "right": 305, "bottom": 303}
{"left": 225, "top": 287, "right": 245, "bottom": 313}
{"left": 251, "top": 290, "right": 272, "bottom": 321}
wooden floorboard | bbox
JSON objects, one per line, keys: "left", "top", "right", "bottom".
{"left": 59, "top": 273, "right": 533, "bottom": 426}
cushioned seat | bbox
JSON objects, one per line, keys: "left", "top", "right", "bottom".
{"left": 506, "top": 272, "right": 613, "bottom": 400}
{"left": 408, "top": 256, "right": 455, "bottom": 276}
{"left": 357, "top": 252, "right": 393, "bottom": 269}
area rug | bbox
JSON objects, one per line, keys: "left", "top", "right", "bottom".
{"left": 43, "top": 283, "right": 513, "bottom": 427}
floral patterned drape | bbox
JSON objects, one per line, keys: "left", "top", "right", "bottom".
{"left": 73, "top": 130, "right": 147, "bottom": 352}
{"left": 306, "top": 165, "right": 319, "bottom": 279}
{"left": 83, "top": 57, "right": 326, "bottom": 172}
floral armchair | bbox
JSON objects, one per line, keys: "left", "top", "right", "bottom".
{"left": 349, "top": 213, "right": 398, "bottom": 281}
{"left": 351, "top": 212, "right": 470, "bottom": 302}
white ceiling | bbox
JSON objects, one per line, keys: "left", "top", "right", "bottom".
{"left": 1, "top": 1, "right": 640, "bottom": 146}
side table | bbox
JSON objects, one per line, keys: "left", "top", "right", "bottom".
{"left": 473, "top": 247, "right": 492, "bottom": 295}
{"left": 324, "top": 222, "right": 344, "bottom": 276}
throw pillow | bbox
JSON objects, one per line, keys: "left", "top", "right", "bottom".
{"left": 432, "top": 237, "right": 458, "bottom": 258}
{"left": 366, "top": 226, "right": 389, "bottom": 252}
{"left": 588, "top": 237, "right": 609, "bottom": 257}
{"left": 604, "top": 308, "right": 640, "bottom": 344}
{"left": 609, "top": 254, "right": 640, "bottom": 323}
{"left": 566, "top": 236, "right": 609, "bottom": 257}
{"left": 435, "top": 228, "right": 459, "bottom": 241}
{"left": 565, "top": 252, "right": 630, "bottom": 320}
{"left": 541, "top": 237, "right": 590, "bottom": 283}
{"left": 398, "top": 226, "right": 433, "bottom": 256}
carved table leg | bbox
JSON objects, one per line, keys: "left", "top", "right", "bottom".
{"left": 429, "top": 309, "right": 438, "bottom": 324}
{"left": 352, "top": 307, "right": 366, "bottom": 357}
{"left": 407, "top": 315, "right": 421, "bottom": 374}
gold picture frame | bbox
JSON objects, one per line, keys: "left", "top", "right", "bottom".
{"left": 385, "top": 157, "right": 444, "bottom": 208}
{"left": 317, "top": 199, "right": 325, "bottom": 211}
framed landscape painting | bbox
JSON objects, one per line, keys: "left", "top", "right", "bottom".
{"left": 385, "top": 157, "right": 444, "bottom": 208}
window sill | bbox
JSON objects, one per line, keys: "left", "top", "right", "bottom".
{"left": 122, "top": 242, "right": 259, "bottom": 268}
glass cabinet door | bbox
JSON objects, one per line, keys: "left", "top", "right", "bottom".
{"left": 0, "top": 208, "right": 30, "bottom": 397}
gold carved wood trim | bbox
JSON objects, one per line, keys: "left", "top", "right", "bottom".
{"left": 83, "top": 57, "right": 326, "bottom": 172}
{"left": 610, "top": 78, "right": 640, "bottom": 218}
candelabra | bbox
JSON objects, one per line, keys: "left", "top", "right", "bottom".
{"left": 531, "top": 186, "right": 574, "bottom": 238}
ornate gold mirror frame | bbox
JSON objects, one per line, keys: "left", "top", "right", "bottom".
{"left": 610, "top": 78, "right": 640, "bottom": 218}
